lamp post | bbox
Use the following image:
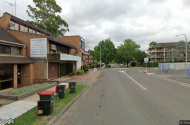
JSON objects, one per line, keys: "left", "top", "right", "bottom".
{"left": 100, "top": 38, "right": 111, "bottom": 71}
{"left": 176, "top": 34, "right": 188, "bottom": 70}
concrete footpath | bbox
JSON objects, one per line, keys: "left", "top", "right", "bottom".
{"left": 0, "top": 70, "right": 101, "bottom": 124}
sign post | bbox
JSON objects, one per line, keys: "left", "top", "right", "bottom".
{"left": 144, "top": 58, "right": 148, "bottom": 73}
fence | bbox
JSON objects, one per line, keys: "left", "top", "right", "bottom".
{"left": 159, "top": 63, "right": 190, "bottom": 77}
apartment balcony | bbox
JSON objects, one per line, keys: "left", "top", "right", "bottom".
{"left": 150, "top": 55, "right": 164, "bottom": 58}
{"left": 156, "top": 55, "right": 164, "bottom": 58}
{"left": 155, "top": 49, "right": 164, "bottom": 52}
{"left": 165, "top": 49, "right": 170, "bottom": 52}
{"left": 47, "top": 53, "right": 60, "bottom": 61}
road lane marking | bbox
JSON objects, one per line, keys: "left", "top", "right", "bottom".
{"left": 119, "top": 71, "right": 148, "bottom": 91}
{"left": 160, "top": 77, "right": 190, "bottom": 88}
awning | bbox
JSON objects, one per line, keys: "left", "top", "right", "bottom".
{"left": 0, "top": 56, "right": 32, "bottom": 64}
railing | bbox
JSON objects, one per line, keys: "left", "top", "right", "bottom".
{"left": 156, "top": 49, "right": 164, "bottom": 52}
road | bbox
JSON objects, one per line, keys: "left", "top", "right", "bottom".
{"left": 55, "top": 68, "right": 190, "bottom": 125}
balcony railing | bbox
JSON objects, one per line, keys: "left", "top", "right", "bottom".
{"left": 150, "top": 55, "right": 164, "bottom": 58}
{"left": 156, "top": 49, "right": 164, "bottom": 52}
{"left": 47, "top": 53, "right": 60, "bottom": 61}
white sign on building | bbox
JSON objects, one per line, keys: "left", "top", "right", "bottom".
{"left": 60, "top": 54, "right": 81, "bottom": 69}
{"left": 30, "top": 38, "right": 47, "bottom": 57}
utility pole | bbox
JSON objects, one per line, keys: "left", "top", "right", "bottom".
{"left": 176, "top": 34, "right": 188, "bottom": 70}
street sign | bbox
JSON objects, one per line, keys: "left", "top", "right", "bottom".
{"left": 144, "top": 58, "right": 148, "bottom": 63}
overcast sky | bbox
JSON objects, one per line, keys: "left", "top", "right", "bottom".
{"left": 0, "top": 0, "right": 190, "bottom": 51}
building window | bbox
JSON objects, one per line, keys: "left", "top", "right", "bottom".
{"left": 49, "top": 43, "right": 69, "bottom": 54}
{"left": 0, "top": 64, "right": 13, "bottom": 90}
{"left": 0, "top": 44, "right": 11, "bottom": 54}
{"left": 0, "top": 45, "right": 20, "bottom": 55}
{"left": 11, "top": 47, "right": 20, "bottom": 55}
{"left": 20, "top": 25, "right": 25, "bottom": 32}
{"left": 14, "top": 23, "right": 19, "bottom": 30}
{"left": 24, "top": 27, "right": 28, "bottom": 32}
{"left": 29, "top": 28, "right": 33, "bottom": 33}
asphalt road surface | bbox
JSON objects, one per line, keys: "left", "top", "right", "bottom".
{"left": 55, "top": 68, "right": 190, "bottom": 125}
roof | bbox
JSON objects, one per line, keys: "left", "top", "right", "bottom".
{"left": 0, "top": 27, "right": 24, "bottom": 46}
{"left": 6, "top": 12, "right": 51, "bottom": 36}
{"left": 0, "top": 56, "right": 32, "bottom": 64}
{"left": 59, "top": 35, "right": 85, "bottom": 42}
{"left": 47, "top": 36, "right": 77, "bottom": 49}
{"left": 155, "top": 42, "right": 178, "bottom": 47}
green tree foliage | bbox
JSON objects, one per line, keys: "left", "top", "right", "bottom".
{"left": 134, "top": 50, "right": 148, "bottom": 64}
{"left": 167, "top": 41, "right": 190, "bottom": 61}
{"left": 26, "top": 0, "right": 69, "bottom": 36}
{"left": 149, "top": 41, "right": 157, "bottom": 49}
{"left": 93, "top": 39, "right": 116, "bottom": 67}
{"left": 115, "top": 39, "right": 146, "bottom": 67}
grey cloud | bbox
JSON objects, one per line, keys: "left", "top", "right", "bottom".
{"left": 148, "top": 0, "right": 166, "bottom": 3}
{"left": 183, "top": 0, "right": 190, "bottom": 5}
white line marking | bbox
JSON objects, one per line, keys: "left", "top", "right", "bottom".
{"left": 119, "top": 71, "right": 148, "bottom": 91}
{"left": 160, "top": 77, "right": 190, "bottom": 88}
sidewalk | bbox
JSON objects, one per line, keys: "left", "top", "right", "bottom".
{"left": 0, "top": 70, "right": 101, "bottom": 124}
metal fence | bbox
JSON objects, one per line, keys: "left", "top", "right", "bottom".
{"left": 159, "top": 63, "right": 190, "bottom": 77}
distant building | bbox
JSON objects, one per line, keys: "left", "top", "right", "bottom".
{"left": 148, "top": 42, "right": 190, "bottom": 61}
{"left": 84, "top": 53, "right": 94, "bottom": 65}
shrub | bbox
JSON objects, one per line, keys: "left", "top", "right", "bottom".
{"left": 137, "top": 62, "right": 141, "bottom": 67}
{"left": 131, "top": 61, "right": 137, "bottom": 67}
{"left": 83, "top": 64, "right": 89, "bottom": 72}
{"left": 89, "top": 65, "right": 95, "bottom": 69}
{"left": 72, "top": 71, "right": 77, "bottom": 75}
{"left": 77, "top": 70, "right": 84, "bottom": 75}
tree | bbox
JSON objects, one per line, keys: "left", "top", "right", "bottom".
{"left": 134, "top": 50, "right": 148, "bottom": 64}
{"left": 93, "top": 39, "right": 116, "bottom": 67}
{"left": 167, "top": 41, "right": 190, "bottom": 61}
{"left": 26, "top": 0, "right": 69, "bottom": 37}
{"left": 149, "top": 41, "right": 157, "bottom": 49}
{"left": 87, "top": 49, "right": 94, "bottom": 55}
{"left": 115, "top": 39, "right": 141, "bottom": 67}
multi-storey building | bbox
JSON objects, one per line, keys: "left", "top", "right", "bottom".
{"left": 84, "top": 53, "right": 94, "bottom": 65}
{"left": 57, "top": 36, "right": 86, "bottom": 63}
{"left": 148, "top": 42, "right": 189, "bottom": 61}
{"left": 0, "top": 12, "right": 81, "bottom": 90}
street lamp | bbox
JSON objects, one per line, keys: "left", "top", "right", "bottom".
{"left": 100, "top": 38, "right": 111, "bottom": 71}
{"left": 176, "top": 34, "right": 188, "bottom": 70}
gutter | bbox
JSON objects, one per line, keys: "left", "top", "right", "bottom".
{"left": 0, "top": 40, "right": 25, "bottom": 47}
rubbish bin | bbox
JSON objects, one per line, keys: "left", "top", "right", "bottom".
{"left": 38, "top": 91, "right": 54, "bottom": 101}
{"left": 57, "top": 85, "right": 66, "bottom": 99}
{"left": 37, "top": 91, "right": 55, "bottom": 116}
{"left": 69, "top": 82, "right": 76, "bottom": 93}
{"left": 37, "top": 100, "right": 54, "bottom": 116}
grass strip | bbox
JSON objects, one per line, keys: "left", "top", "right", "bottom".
{"left": 13, "top": 84, "right": 86, "bottom": 125}
{"left": 4, "top": 83, "right": 50, "bottom": 96}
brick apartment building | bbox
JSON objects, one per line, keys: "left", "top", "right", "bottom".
{"left": 57, "top": 36, "right": 86, "bottom": 63}
{"left": 0, "top": 12, "right": 82, "bottom": 91}
{"left": 148, "top": 42, "right": 190, "bottom": 61}
{"left": 84, "top": 52, "right": 94, "bottom": 65}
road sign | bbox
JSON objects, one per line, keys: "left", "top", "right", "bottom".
{"left": 144, "top": 58, "right": 148, "bottom": 63}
